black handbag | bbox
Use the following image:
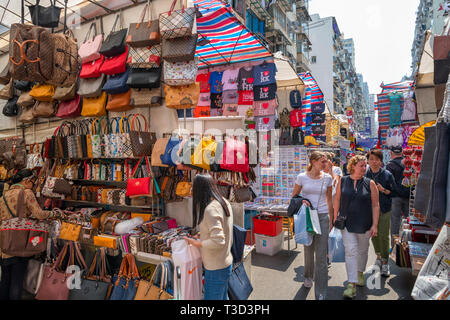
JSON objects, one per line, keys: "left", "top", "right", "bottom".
{"left": 99, "top": 14, "right": 128, "bottom": 58}
{"left": 311, "top": 113, "right": 325, "bottom": 124}
{"left": 126, "top": 68, "right": 161, "bottom": 89}
{"left": 3, "top": 96, "right": 19, "bottom": 117}
{"left": 28, "top": 0, "right": 62, "bottom": 28}
{"left": 14, "top": 80, "right": 33, "bottom": 92}
{"left": 311, "top": 125, "right": 325, "bottom": 135}
{"left": 228, "top": 262, "right": 253, "bottom": 300}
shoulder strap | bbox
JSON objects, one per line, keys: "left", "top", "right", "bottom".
{"left": 3, "top": 194, "right": 16, "bottom": 218}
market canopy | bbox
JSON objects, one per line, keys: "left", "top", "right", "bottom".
{"left": 273, "top": 53, "right": 304, "bottom": 88}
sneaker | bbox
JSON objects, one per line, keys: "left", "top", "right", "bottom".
{"left": 381, "top": 263, "right": 390, "bottom": 277}
{"left": 356, "top": 272, "right": 365, "bottom": 287}
{"left": 304, "top": 277, "right": 313, "bottom": 288}
{"left": 317, "top": 294, "right": 325, "bottom": 300}
{"left": 343, "top": 283, "right": 356, "bottom": 299}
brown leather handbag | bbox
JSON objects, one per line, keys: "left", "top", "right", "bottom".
{"left": 19, "top": 106, "right": 35, "bottom": 123}
{"left": 106, "top": 90, "right": 133, "bottom": 112}
{"left": 53, "top": 81, "right": 77, "bottom": 101}
{"left": 32, "top": 100, "right": 57, "bottom": 118}
{"left": 48, "top": 30, "right": 79, "bottom": 87}
{"left": 17, "top": 91, "right": 35, "bottom": 107}
{"left": 126, "top": 0, "right": 160, "bottom": 47}
{"left": 0, "top": 79, "right": 14, "bottom": 100}
{"left": 134, "top": 262, "right": 173, "bottom": 300}
{"left": 129, "top": 113, "right": 157, "bottom": 156}
{"left": 162, "top": 34, "right": 198, "bottom": 62}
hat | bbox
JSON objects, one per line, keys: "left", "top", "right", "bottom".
{"left": 390, "top": 146, "right": 403, "bottom": 154}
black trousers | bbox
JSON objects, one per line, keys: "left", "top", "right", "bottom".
{"left": 0, "top": 257, "right": 29, "bottom": 300}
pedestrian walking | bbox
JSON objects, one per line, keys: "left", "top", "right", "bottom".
{"left": 333, "top": 155, "right": 380, "bottom": 299}
{"left": 342, "top": 153, "right": 352, "bottom": 176}
{"left": 183, "top": 174, "right": 233, "bottom": 300}
{"left": 365, "top": 149, "right": 396, "bottom": 277}
{"left": 291, "top": 151, "right": 333, "bottom": 300}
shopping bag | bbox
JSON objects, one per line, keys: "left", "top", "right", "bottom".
{"left": 294, "top": 205, "right": 313, "bottom": 246}
{"left": 306, "top": 207, "right": 322, "bottom": 235}
{"left": 228, "top": 262, "right": 253, "bottom": 300}
{"left": 328, "top": 228, "right": 345, "bottom": 263}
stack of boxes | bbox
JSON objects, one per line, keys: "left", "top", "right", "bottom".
{"left": 252, "top": 214, "right": 284, "bottom": 256}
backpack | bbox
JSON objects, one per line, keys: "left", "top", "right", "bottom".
{"left": 280, "top": 108, "right": 290, "bottom": 128}
{"left": 290, "top": 90, "right": 302, "bottom": 109}
{"left": 388, "top": 158, "right": 410, "bottom": 198}
{"left": 292, "top": 128, "right": 304, "bottom": 145}
{"left": 9, "top": 23, "right": 54, "bottom": 83}
{"left": 290, "top": 109, "right": 302, "bottom": 128}
{"left": 47, "top": 30, "right": 79, "bottom": 87}
{"left": 279, "top": 128, "right": 292, "bottom": 145}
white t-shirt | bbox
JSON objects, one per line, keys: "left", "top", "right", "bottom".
{"left": 295, "top": 172, "right": 333, "bottom": 214}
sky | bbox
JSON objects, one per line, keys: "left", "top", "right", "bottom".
{"left": 308, "top": 0, "right": 420, "bottom": 95}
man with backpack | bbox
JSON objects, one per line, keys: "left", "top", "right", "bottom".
{"left": 386, "top": 146, "right": 410, "bottom": 245}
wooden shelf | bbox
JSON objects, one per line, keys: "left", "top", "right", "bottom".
{"left": 62, "top": 200, "right": 157, "bottom": 213}
{"left": 70, "top": 179, "right": 127, "bottom": 188}
{"left": 182, "top": 116, "right": 245, "bottom": 122}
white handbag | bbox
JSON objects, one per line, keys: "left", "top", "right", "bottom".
{"left": 26, "top": 143, "right": 44, "bottom": 169}
{"left": 163, "top": 59, "right": 198, "bottom": 86}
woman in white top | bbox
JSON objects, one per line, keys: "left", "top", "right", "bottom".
{"left": 291, "top": 151, "right": 333, "bottom": 300}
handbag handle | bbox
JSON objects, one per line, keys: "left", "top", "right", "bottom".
{"left": 84, "top": 22, "right": 98, "bottom": 42}
{"left": 136, "top": 0, "right": 152, "bottom": 29}
{"left": 111, "top": 117, "right": 121, "bottom": 134}
{"left": 110, "top": 12, "right": 124, "bottom": 34}
{"left": 169, "top": 0, "right": 185, "bottom": 15}
{"left": 130, "top": 113, "right": 149, "bottom": 132}
{"left": 119, "top": 116, "right": 131, "bottom": 134}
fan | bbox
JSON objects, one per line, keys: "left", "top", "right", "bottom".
{"left": 407, "top": 120, "right": 436, "bottom": 146}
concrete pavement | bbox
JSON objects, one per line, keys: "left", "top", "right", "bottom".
{"left": 248, "top": 233, "right": 417, "bottom": 300}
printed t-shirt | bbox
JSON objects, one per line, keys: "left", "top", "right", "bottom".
{"left": 238, "top": 67, "right": 255, "bottom": 91}
{"left": 253, "top": 62, "right": 277, "bottom": 86}
{"left": 253, "top": 83, "right": 277, "bottom": 101}
{"left": 196, "top": 72, "right": 211, "bottom": 93}
{"left": 209, "top": 71, "right": 224, "bottom": 94}
{"left": 221, "top": 69, "right": 239, "bottom": 91}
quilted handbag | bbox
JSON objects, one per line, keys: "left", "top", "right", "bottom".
{"left": 130, "top": 87, "right": 162, "bottom": 107}
{"left": 17, "top": 91, "right": 35, "bottom": 107}
{"left": 32, "top": 101, "right": 56, "bottom": 118}
{"left": 127, "top": 1, "right": 160, "bottom": 47}
{"left": 128, "top": 45, "right": 161, "bottom": 68}
{"left": 99, "top": 13, "right": 128, "bottom": 58}
{"left": 56, "top": 94, "right": 81, "bottom": 118}
{"left": 0, "top": 79, "right": 13, "bottom": 100}
{"left": 311, "top": 113, "right": 325, "bottom": 124}
{"left": 163, "top": 59, "right": 197, "bottom": 86}
{"left": 220, "top": 138, "right": 249, "bottom": 173}
{"left": 28, "top": 0, "right": 62, "bottom": 28}
{"left": 77, "top": 74, "right": 106, "bottom": 98}
{"left": 2, "top": 96, "right": 19, "bottom": 117}
{"left": 253, "top": 99, "right": 277, "bottom": 116}
{"left": 79, "top": 22, "right": 103, "bottom": 64}
{"left": 126, "top": 156, "right": 153, "bottom": 198}
{"left": 255, "top": 115, "right": 275, "bottom": 132}
{"left": 103, "top": 68, "right": 130, "bottom": 94}
{"left": 99, "top": 46, "right": 129, "bottom": 76}
{"left": 126, "top": 68, "right": 161, "bottom": 89}
{"left": 80, "top": 56, "right": 105, "bottom": 78}
{"left": 29, "top": 84, "right": 55, "bottom": 102}
{"left": 53, "top": 82, "right": 77, "bottom": 101}
{"left": 162, "top": 35, "right": 197, "bottom": 62}
{"left": 106, "top": 90, "right": 133, "bottom": 112}
{"left": 81, "top": 92, "right": 107, "bottom": 117}
{"left": 159, "top": 0, "right": 195, "bottom": 40}
{"left": 311, "top": 102, "right": 325, "bottom": 113}
{"left": 164, "top": 83, "right": 200, "bottom": 109}
{"left": 129, "top": 113, "right": 156, "bottom": 157}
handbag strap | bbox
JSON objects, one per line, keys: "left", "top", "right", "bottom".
{"left": 130, "top": 113, "right": 149, "bottom": 132}
{"left": 84, "top": 22, "right": 98, "bottom": 43}
{"left": 314, "top": 174, "right": 326, "bottom": 211}
{"left": 119, "top": 116, "right": 131, "bottom": 134}
{"left": 73, "top": 241, "right": 88, "bottom": 270}
{"left": 137, "top": 0, "right": 152, "bottom": 28}
{"left": 130, "top": 156, "right": 146, "bottom": 178}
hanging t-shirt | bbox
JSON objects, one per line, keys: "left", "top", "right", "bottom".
{"left": 197, "top": 92, "right": 211, "bottom": 107}
{"left": 253, "top": 62, "right": 277, "bottom": 86}
{"left": 389, "top": 92, "right": 403, "bottom": 128}
{"left": 196, "top": 72, "right": 211, "bottom": 93}
{"left": 209, "top": 71, "right": 224, "bottom": 94}
{"left": 221, "top": 68, "right": 239, "bottom": 91}
{"left": 253, "top": 83, "right": 277, "bottom": 101}
{"left": 222, "top": 90, "right": 239, "bottom": 104}
{"left": 402, "top": 91, "right": 416, "bottom": 121}
{"left": 210, "top": 93, "right": 223, "bottom": 109}
{"left": 238, "top": 67, "right": 255, "bottom": 91}
{"left": 238, "top": 91, "right": 254, "bottom": 105}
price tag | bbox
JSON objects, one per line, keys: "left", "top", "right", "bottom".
{"left": 139, "top": 136, "right": 143, "bottom": 144}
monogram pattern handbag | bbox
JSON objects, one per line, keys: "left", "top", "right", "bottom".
{"left": 130, "top": 87, "right": 162, "bottom": 108}
{"left": 163, "top": 59, "right": 198, "bottom": 86}
{"left": 126, "top": 0, "right": 160, "bottom": 47}
{"left": 159, "top": 0, "right": 195, "bottom": 40}
{"left": 164, "top": 83, "right": 200, "bottom": 109}
{"left": 129, "top": 114, "right": 156, "bottom": 156}
{"left": 161, "top": 35, "right": 198, "bottom": 62}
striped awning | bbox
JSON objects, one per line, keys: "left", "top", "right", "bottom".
{"left": 299, "top": 72, "right": 325, "bottom": 131}
{"left": 380, "top": 81, "right": 415, "bottom": 94}
{"left": 194, "top": 0, "right": 272, "bottom": 68}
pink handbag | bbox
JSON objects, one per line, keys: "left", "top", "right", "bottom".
{"left": 220, "top": 138, "right": 249, "bottom": 173}
{"left": 78, "top": 22, "right": 103, "bottom": 64}
{"left": 56, "top": 95, "right": 81, "bottom": 118}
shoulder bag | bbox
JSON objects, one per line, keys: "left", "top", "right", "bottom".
{"left": 164, "top": 83, "right": 200, "bottom": 109}
{"left": 99, "top": 13, "right": 128, "bottom": 57}
{"left": 32, "top": 100, "right": 57, "bottom": 118}
{"left": 56, "top": 94, "right": 81, "bottom": 118}
{"left": 79, "top": 21, "right": 103, "bottom": 64}
{"left": 127, "top": 0, "right": 160, "bottom": 47}
{"left": 48, "top": 30, "right": 79, "bottom": 88}
{"left": 163, "top": 59, "right": 197, "bottom": 86}
{"left": 78, "top": 74, "right": 106, "bottom": 98}
{"left": 126, "top": 67, "right": 161, "bottom": 89}
{"left": 14, "top": 80, "right": 33, "bottom": 92}
{"left": 99, "top": 46, "right": 128, "bottom": 76}
{"left": 29, "top": 84, "right": 55, "bottom": 102}
{"left": 134, "top": 261, "right": 173, "bottom": 300}
{"left": 106, "top": 90, "right": 133, "bottom": 112}
{"left": 0, "top": 79, "right": 14, "bottom": 100}
{"left": 162, "top": 34, "right": 198, "bottom": 62}
{"left": 102, "top": 68, "right": 130, "bottom": 94}
{"left": 28, "top": 0, "right": 62, "bottom": 28}
{"left": 126, "top": 156, "right": 154, "bottom": 198}
{"left": 119, "top": 116, "right": 134, "bottom": 158}
{"left": 130, "top": 87, "right": 162, "bottom": 108}
{"left": 2, "top": 96, "right": 19, "bottom": 117}
{"left": 53, "top": 82, "right": 77, "bottom": 101}
{"left": 159, "top": 0, "right": 195, "bottom": 40}
{"left": 81, "top": 92, "right": 107, "bottom": 117}
{"left": 129, "top": 44, "right": 161, "bottom": 68}
{"left": 151, "top": 138, "right": 170, "bottom": 167}
{"left": 17, "top": 91, "right": 35, "bottom": 107}
{"left": 129, "top": 113, "right": 157, "bottom": 157}
{"left": 109, "top": 253, "right": 140, "bottom": 300}
{"left": 80, "top": 55, "right": 105, "bottom": 79}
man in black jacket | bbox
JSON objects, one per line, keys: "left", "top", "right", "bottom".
{"left": 386, "top": 146, "right": 410, "bottom": 244}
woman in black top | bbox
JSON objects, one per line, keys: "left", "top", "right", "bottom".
{"left": 333, "top": 155, "right": 380, "bottom": 299}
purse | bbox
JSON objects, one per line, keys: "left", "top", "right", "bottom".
{"left": 53, "top": 82, "right": 77, "bottom": 101}
{"left": 77, "top": 74, "right": 106, "bottom": 98}
{"left": 17, "top": 91, "right": 35, "bottom": 107}
{"left": 130, "top": 87, "right": 162, "bottom": 107}
{"left": 162, "top": 35, "right": 198, "bottom": 62}
{"left": 103, "top": 68, "right": 130, "bottom": 94}
{"left": 109, "top": 254, "right": 140, "bottom": 300}
{"left": 175, "top": 171, "right": 192, "bottom": 197}
{"left": 81, "top": 92, "right": 107, "bottom": 117}
{"left": 118, "top": 116, "right": 134, "bottom": 158}
{"left": 79, "top": 22, "right": 103, "bottom": 64}
{"left": 26, "top": 143, "right": 44, "bottom": 169}
{"left": 164, "top": 83, "right": 200, "bottom": 109}
{"left": 29, "top": 84, "right": 55, "bottom": 102}
{"left": 106, "top": 90, "right": 133, "bottom": 112}
{"left": 0, "top": 79, "right": 13, "bottom": 100}
{"left": 134, "top": 262, "right": 173, "bottom": 300}
{"left": 32, "top": 100, "right": 56, "bottom": 118}
{"left": 160, "top": 136, "right": 181, "bottom": 166}
{"left": 59, "top": 220, "right": 82, "bottom": 241}
{"left": 228, "top": 262, "right": 253, "bottom": 300}
{"left": 56, "top": 94, "right": 81, "bottom": 118}
{"left": 159, "top": 0, "right": 196, "bottom": 40}
{"left": 129, "top": 45, "right": 161, "bottom": 68}
{"left": 126, "top": 68, "right": 161, "bottom": 89}
{"left": 163, "top": 59, "right": 197, "bottom": 86}
{"left": 99, "top": 13, "right": 128, "bottom": 57}
{"left": 14, "top": 80, "right": 33, "bottom": 92}
{"left": 127, "top": 0, "right": 160, "bottom": 47}
{"left": 80, "top": 56, "right": 105, "bottom": 79}
{"left": 2, "top": 96, "right": 19, "bottom": 117}
{"left": 126, "top": 156, "right": 154, "bottom": 198}
{"left": 129, "top": 113, "right": 157, "bottom": 156}
{"left": 28, "top": 0, "right": 62, "bottom": 28}
{"left": 99, "top": 46, "right": 129, "bottom": 76}
{"left": 23, "top": 259, "right": 45, "bottom": 295}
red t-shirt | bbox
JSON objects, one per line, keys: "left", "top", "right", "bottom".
{"left": 196, "top": 72, "right": 211, "bottom": 93}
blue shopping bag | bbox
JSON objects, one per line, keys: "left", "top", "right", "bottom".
{"left": 294, "top": 205, "right": 313, "bottom": 246}
{"left": 328, "top": 228, "right": 345, "bottom": 262}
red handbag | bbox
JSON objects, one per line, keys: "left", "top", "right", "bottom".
{"left": 100, "top": 46, "right": 129, "bottom": 75}
{"left": 80, "top": 55, "right": 105, "bottom": 78}
{"left": 290, "top": 109, "right": 302, "bottom": 128}
{"left": 56, "top": 95, "right": 81, "bottom": 118}
{"left": 220, "top": 138, "right": 249, "bottom": 173}
{"left": 126, "top": 156, "right": 154, "bottom": 198}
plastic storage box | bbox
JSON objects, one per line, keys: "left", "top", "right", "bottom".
{"left": 252, "top": 215, "right": 283, "bottom": 237}
{"left": 254, "top": 232, "right": 283, "bottom": 256}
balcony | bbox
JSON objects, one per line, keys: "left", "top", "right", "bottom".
{"left": 248, "top": 0, "right": 273, "bottom": 23}
{"left": 296, "top": 52, "right": 310, "bottom": 70}
{"left": 266, "top": 19, "right": 293, "bottom": 46}
{"left": 296, "top": 0, "right": 312, "bottom": 22}
{"left": 278, "top": 0, "right": 293, "bottom": 12}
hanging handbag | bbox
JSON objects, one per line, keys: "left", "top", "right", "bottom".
{"left": 311, "top": 102, "right": 325, "bottom": 113}
{"left": 129, "top": 113, "right": 157, "bottom": 157}
{"left": 151, "top": 138, "right": 170, "bottom": 167}
{"left": 159, "top": 0, "right": 196, "bottom": 40}
{"left": 28, "top": 0, "right": 62, "bottom": 28}
{"left": 26, "top": 143, "right": 44, "bottom": 169}
{"left": 77, "top": 74, "right": 106, "bottom": 98}
{"left": 128, "top": 45, "right": 161, "bottom": 68}
{"left": 106, "top": 90, "right": 133, "bottom": 112}
{"left": 164, "top": 83, "right": 200, "bottom": 109}
{"left": 175, "top": 171, "right": 192, "bottom": 197}
{"left": 2, "top": 96, "right": 19, "bottom": 117}
{"left": 0, "top": 79, "right": 13, "bottom": 100}
{"left": 32, "top": 100, "right": 57, "bottom": 118}
{"left": 162, "top": 34, "right": 198, "bottom": 62}
{"left": 19, "top": 106, "right": 36, "bottom": 124}
{"left": 81, "top": 92, "right": 107, "bottom": 117}
{"left": 53, "top": 82, "right": 77, "bottom": 101}
{"left": 90, "top": 117, "right": 107, "bottom": 158}
{"left": 29, "top": 84, "right": 55, "bottom": 102}
{"left": 118, "top": 116, "right": 134, "bottom": 158}
{"left": 103, "top": 68, "right": 130, "bottom": 94}
{"left": 191, "top": 137, "right": 218, "bottom": 171}
{"left": 23, "top": 258, "right": 45, "bottom": 295}
{"left": 109, "top": 254, "right": 140, "bottom": 300}
{"left": 220, "top": 138, "right": 249, "bottom": 173}
{"left": 0, "top": 62, "right": 11, "bottom": 85}
{"left": 163, "top": 59, "right": 197, "bottom": 86}
{"left": 17, "top": 91, "right": 35, "bottom": 107}
{"left": 80, "top": 56, "right": 105, "bottom": 78}
{"left": 160, "top": 137, "right": 181, "bottom": 166}
{"left": 14, "top": 80, "right": 33, "bottom": 92}
{"left": 99, "top": 46, "right": 129, "bottom": 76}
{"left": 126, "top": 156, "right": 154, "bottom": 198}
{"left": 134, "top": 262, "right": 173, "bottom": 300}
{"left": 130, "top": 87, "right": 162, "bottom": 107}
{"left": 127, "top": 0, "right": 160, "bottom": 47}
{"left": 126, "top": 67, "right": 161, "bottom": 89}
{"left": 79, "top": 22, "right": 103, "bottom": 64}
{"left": 56, "top": 94, "right": 81, "bottom": 118}
{"left": 59, "top": 220, "right": 82, "bottom": 242}
{"left": 99, "top": 13, "right": 128, "bottom": 58}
